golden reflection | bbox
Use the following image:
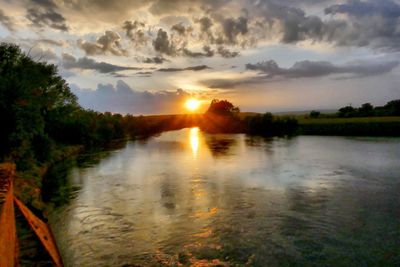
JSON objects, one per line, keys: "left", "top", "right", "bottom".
{"left": 192, "top": 207, "right": 218, "bottom": 219}
{"left": 193, "top": 227, "right": 213, "bottom": 238}
{"left": 190, "top": 127, "right": 199, "bottom": 156}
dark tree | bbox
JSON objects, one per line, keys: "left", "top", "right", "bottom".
{"left": 358, "top": 103, "right": 374, "bottom": 116}
{"left": 309, "top": 110, "right": 320, "bottom": 118}
{"left": 0, "top": 43, "right": 77, "bottom": 167}
{"left": 337, "top": 105, "right": 356, "bottom": 118}
{"left": 384, "top": 100, "right": 400, "bottom": 116}
{"left": 206, "top": 99, "right": 240, "bottom": 115}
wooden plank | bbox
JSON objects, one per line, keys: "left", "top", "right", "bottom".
{"left": 14, "top": 197, "right": 64, "bottom": 267}
{"left": 0, "top": 181, "right": 16, "bottom": 267}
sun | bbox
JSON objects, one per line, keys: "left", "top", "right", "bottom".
{"left": 185, "top": 98, "right": 201, "bottom": 111}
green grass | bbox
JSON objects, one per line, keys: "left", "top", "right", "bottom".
{"left": 298, "top": 116, "right": 400, "bottom": 125}
{"left": 297, "top": 116, "right": 400, "bottom": 136}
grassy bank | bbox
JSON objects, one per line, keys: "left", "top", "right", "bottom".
{"left": 297, "top": 116, "right": 400, "bottom": 136}
{"left": 13, "top": 145, "right": 84, "bottom": 212}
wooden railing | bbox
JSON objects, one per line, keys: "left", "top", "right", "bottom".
{"left": 0, "top": 163, "right": 63, "bottom": 267}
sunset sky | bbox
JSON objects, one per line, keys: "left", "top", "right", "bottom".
{"left": 1, "top": 0, "right": 399, "bottom": 114}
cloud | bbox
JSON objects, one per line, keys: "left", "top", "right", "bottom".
{"left": 325, "top": 0, "right": 400, "bottom": 18}
{"left": 62, "top": 0, "right": 149, "bottom": 24}
{"left": 323, "top": 0, "right": 400, "bottom": 50}
{"left": 220, "top": 16, "right": 248, "bottom": 44}
{"left": 77, "top": 31, "right": 128, "bottom": 56}
{"left": 198, "top": 16, "right": 213, "bottom": 33}
{"left": 217, "top": 46, "right": 239, "bottom": 58}
{"left": 142, "top": 56, "right": 167, "bottom": 64}
{"left": 26, "top": 0, "right": 68, "bottom": 31}
{"left": 202, "top": 59, "right": 399, "bottom": 88}
{"left": 158, "top": 65, "right": 210, "bottom": 72}
{"left": 0, "top": 9, "right": 15, "bottom": 31}
{"left": 182, "top": 46, "right": 214, "bottom": 58}
{"left": 28, "top": 47, "right": 58, "bottom": 62}
{"left": 122, "top": 20, "right": 149, "bottom": 47}
{"left": 71, "top": 80, "right": 191, "bottom": 114}
{"left": 62, "top": 53, "right": 141, "bottom": 73}
{"left": 153, "top": 28, "right": 177, "bottom": 56}
{"left": 247, "top": 59, "right": 400, "bottom": 78}
{"left": 36, "top": 38, "right": 64, "bottom": 46}
{"left": 7, "top": 0, "right": 400, "bottom": 53}
{"left": 171, "top": 23, "right": 187, "bottom": 35}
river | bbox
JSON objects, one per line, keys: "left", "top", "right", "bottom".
{"left": 49, "top": 128, "right": 400, "bottom": 266}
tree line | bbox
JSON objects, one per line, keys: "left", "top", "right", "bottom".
{"left": 309, "top": 100, "right": 400, "bottom": 118}
{"left": 0, "top": 43, "right": 132, "bottom": 169}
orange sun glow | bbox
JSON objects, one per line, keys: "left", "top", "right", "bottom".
{"left": 185, "top": 98, "right": 201, "bottom": 111}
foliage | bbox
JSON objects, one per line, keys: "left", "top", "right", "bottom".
{"left": 206, "top": 99, "right": 240, "bottom": 116}
{"left": 309, "top": 110, "right": 320, "bottom": 118}
{"left": 0, "top": 43, "right": 78, "bottom": 168}
{"left": 244, "top": 113, "right": 298, "bottom": 136}
{"left": 336, "top": 101, "right": 400, "bottom": 118}
{"left": 0, "top": 43, "right": 126, "bottom": 169}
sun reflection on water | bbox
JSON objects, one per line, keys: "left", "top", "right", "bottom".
{"left": 190, "top": 127, "right": 199, "bottom": 156}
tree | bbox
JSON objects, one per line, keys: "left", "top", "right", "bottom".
{"left": 309, "top": 110, "right": 320, "bottom": 118}
{"left": 206, "top": 99, "right": 240, "bottom": 115}
{"left": 358, "top": 103, "right": 374, "bottom": 116}
{"left": 337, "top": 105, "right": 356, "bottom": 118}
{"left": 0, "top": 43, "right": 78, "bottom": 167}
{"left": 384, "top": 100, "right": 400, "bottom": 116}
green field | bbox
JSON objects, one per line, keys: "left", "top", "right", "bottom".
{"left": 296, "top": 116, "right": 400, "bottom": 136}
{"left": 297, "top": 116, "right": 400, "bottom": 124}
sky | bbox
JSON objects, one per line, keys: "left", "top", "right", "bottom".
{"left": 1, "top": 0, "right": 400, "bottom": 114}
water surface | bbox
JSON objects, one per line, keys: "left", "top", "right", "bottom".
{"left": 50, "top": 128, "right": 400, "bottom": 266}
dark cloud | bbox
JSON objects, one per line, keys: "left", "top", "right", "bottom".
{"left": 142, "top": 56, "right": 167, "bottom": 64}
{"left": 62, "top": 53, "right": 141, "bottom": 73}
{"left": 202, "top": 59, "right": 399, "bottom": 89}
{"left": 182, "top": 46, "right": 214, "bottom": 58}
{"left": 323, "top": 0, "right": 400, "bottom": 50}
{"left": 158, "top": 65, "right": 210, "bottom": 72}
{"left": 234, "top": 0, "right": 400, "bottom": 51}
{"left": 325, "top": 0, "right": 400, "bottom": 18}
{"left": 253, "top": 1, "right": 327, "bottom": 43}
{"left": 71, "top": 80, "right": 191, "bottom": 114}
{"left": 171, "top": 23, "right": 187, "bottom": 35}
{"left": 246, "top": 59, "right": 400, "bottom": 78}
{"left": 123, "top": 20, "right": 145, "bottom": 35}
{"left": 217, "top": 46, "right": 239, "bottom": 58}
{"left": 220, "top": 16, "right": 248, "bottom": 44}
{"left": 198, "top": 16, "right": 213, "bottom": 33}
{"left": 77, "top": 31, "right": 128, "bottom": 56}
{"left": 122, "top": 20, "right": 148, "bottom": 47}
{"left": 26, "top": 0, "right": 68, "bottom": 31}
{"left": 136, "top": 71, "right": 153, "bottom": 75}
{"left": 0, "top": 9, "right": 15, "bottom": 31}
{"left": 153, "top": 29, "right": 177, "bottom": 56}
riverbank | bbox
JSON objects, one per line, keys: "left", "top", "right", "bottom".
{"left": 297, "top": 116, "right": 400, "bottom": 136}
{"left": 13, "top": 145, "right": 84, "bottom": 212}
{"left": 133, "top": 113, "right": 400, "bottom": 137}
